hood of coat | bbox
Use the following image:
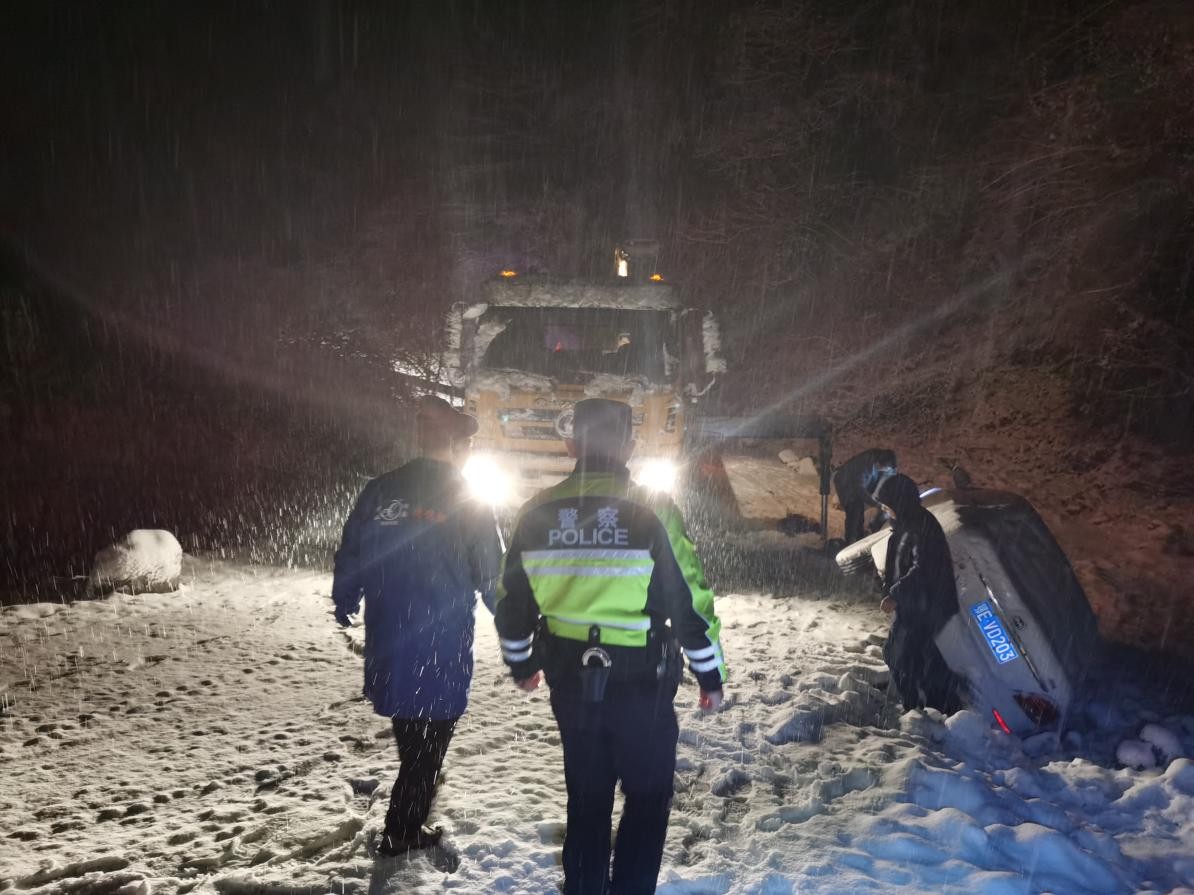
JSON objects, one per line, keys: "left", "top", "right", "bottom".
{"left": 873, "top": 473, "right": 924, "bottom": 523}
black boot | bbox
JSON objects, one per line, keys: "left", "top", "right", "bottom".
{"left": 378, "top": 824, "right": 444, "bottom": 857}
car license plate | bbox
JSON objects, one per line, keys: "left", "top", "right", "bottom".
{"left": 970, "top": 601, "right": 1021, "bottom": 665}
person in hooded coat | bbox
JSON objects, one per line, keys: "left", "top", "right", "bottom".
{"left": 833, "top": 449, "right": 898, "bottom": 544}
{"left": 332, "top": 396, "right": 501, "bottom": 855}
{"left": 872, "top": 474, "right": 965, "bottom": 714}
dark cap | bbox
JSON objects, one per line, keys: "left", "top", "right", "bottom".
{"left": 572, "top": 398, "right": 633, "bottom": 454}
{"left": 416, "top": 395, "right": 479, "bottom": 440}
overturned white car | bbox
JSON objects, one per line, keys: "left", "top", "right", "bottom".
{"left": 836, "top": 488, "right": 1100, "bottom": 735}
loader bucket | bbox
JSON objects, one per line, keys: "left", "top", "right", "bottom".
{"left": 685, "top": 413, "right": 833, "bottom": 546}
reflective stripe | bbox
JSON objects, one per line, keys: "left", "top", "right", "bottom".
{"left": 524, "top": 549, "right": 651, "bottom": 562}
{"left": 530, "top": 565, "right": 653, "bottom": 577}
{"left": 684, "top": 644, "right": 717, "bottom": 660}
{"left": 550, "top": 614, "right": 652, "bottom": 631}
{"left": 690, "top": 656, "right": 720, "bottom": 672}
{"left": 500, "top": 636, "right": 533, "bottom": 651}
{"left": 503, "top": 647, "right": 532, "bottom": 662}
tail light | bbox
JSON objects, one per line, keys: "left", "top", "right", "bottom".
{"left": 992, "top": 708, "right": 1012, "bottom": 734}
{"left": 1013, "top": 692, "right": 1059, "bottom": 726}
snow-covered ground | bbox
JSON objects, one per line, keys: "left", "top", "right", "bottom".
{"left": 2, "top": 556, "right": 1193, "bottom": 895}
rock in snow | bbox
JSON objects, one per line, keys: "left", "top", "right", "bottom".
{"left": 89, "top": 529, "right": 182, "bottom": 595}
{"left": 1140, "top": 723, "right": 1184, "bottom": 765}
{"left": 1116, "top": 738, "right": 1158, "bottom": 771}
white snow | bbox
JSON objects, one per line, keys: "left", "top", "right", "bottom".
{"left": 480, "top": 278, "right": 680, "bottom": 311}
{"left": 471, "top": 318, "right": 508, "bottom": 368}
{"left": 3, "top": 555, "right": 1193, "bottom": 894}
{"left": 442, "top": 305, "right": 464, "bottom": 387}
{"left": 1140, "top": 724, "right": 1184, "bottom": 766}
{"left": 702, "top": 311, "right": 727, "bottom": 374}
{"left": 1118, "top": 739, "right": 1158, "bottom": 770}
{"left": 778, "top": 449, "right": 818, "bottom": 476}
{"left": 582, "top": 374, "right": 668, "bottom": 405}
{"left": 89, "top": 530, "right": 183, "bottom": 595}
{"left": 466, "top": 369, "right": 666, "bottom": 405}
{"left": 467, "top": 368, "right": 555, "bottom": 399}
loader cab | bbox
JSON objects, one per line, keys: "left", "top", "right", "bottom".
{"left": 479, "top": 306, "right": 670, "bottom": 384}
{"left": 444, "top": 271, "right": 725, "bottom": 503}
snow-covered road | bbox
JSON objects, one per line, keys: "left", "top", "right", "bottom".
{"left": 2, "top": 557, "right": 1193, "bottom": 895}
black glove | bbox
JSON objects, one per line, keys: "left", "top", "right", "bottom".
{"left": 334, "top": 609, "right": 354, "bottom": 628}
{"left": 693, "top": 667, "right": 724, "bottom": 693}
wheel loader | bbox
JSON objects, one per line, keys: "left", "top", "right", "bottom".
{"left": 443, "top": 244, "right": 833, "bottom": 545}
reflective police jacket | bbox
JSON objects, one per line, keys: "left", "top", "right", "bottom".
{"left": 494, "top": 462, "right": 727, "bottom": 692}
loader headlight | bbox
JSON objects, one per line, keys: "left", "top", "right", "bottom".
{"left": 635, "top": 458, "right": 679, "bottom": 493}
{"left": 462, "top": 454, "right": 514, "bottom": 506}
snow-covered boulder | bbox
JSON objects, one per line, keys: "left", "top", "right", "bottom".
{"left": 778, "top": 449, "right": 819, "bottom": 476}
{"left": 1139, "top": 723, "right": 1183, "bottom": 766}
{"left": 89, "top": 529, "right": 183, "bottom": 595}
{"left": 1116, "top": 738, "right": 1157, "bottom": 770}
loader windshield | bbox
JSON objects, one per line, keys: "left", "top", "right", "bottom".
{"left": 479, "top": 307, "right": 669, "bottom": 383}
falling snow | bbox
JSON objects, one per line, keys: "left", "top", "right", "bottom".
{"left": 3, "top": 3, "right": 1194, "bottom": 894}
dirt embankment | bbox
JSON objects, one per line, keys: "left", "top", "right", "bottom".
{"left": 833, "top": 363, "right": 1194, "bottom": 658}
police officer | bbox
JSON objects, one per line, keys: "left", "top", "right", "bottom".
{"left": 332, "top": 396, "right": 501, "bottom": 856}
{"left": 495, "top": 398, "right": 726, "bottom": 895}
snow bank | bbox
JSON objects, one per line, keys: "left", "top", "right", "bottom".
{"left": 89, "top": 529, "right": 182, "bottom": 595}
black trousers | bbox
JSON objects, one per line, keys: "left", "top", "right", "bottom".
{"left": 884, "top": 619, "right": 965, "bottom": 715}
{"left": 550, "top": 679, "right": 679, "bottom": 895}
{"left": 842, "top": 497, "right": 867, "bottom": 544}
{"left": 385, "top": 716, "right": 458, "bottom": 839}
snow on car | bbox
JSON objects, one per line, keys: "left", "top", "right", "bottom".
{"left": 836, "top": 487, "right": 1100, "bottom": 735}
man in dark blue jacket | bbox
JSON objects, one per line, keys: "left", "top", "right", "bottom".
{"left": 833, "top": 448, "right": 898, "bottom": 544}
{"left": 332, "top": 396, "right": 501, "bottom": 856}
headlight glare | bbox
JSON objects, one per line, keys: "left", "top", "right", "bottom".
{"left": 636, "top": 458, "right": 679, "bottom": 493}
{"left": 462, "top": 454, "right": 514, "bottom": 506}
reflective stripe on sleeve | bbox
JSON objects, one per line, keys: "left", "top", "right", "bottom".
{"left": 500, "top": 635, "right": 534, "bottom": 651}
{"left": 683, "top": 644, "right": 717, "bottom": 660}
{"left": 503, "top": 647, "right": 532, "bottom": 663}
{"left": 690, "top": 655, "right": 721, "bottom": 672}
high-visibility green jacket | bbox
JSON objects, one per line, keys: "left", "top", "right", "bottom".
{"left": 495, "top": 462, "right": 726, "bottom": 691}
